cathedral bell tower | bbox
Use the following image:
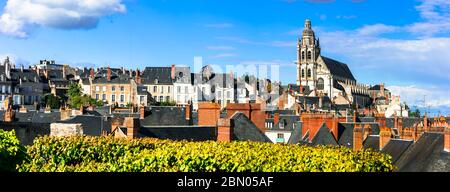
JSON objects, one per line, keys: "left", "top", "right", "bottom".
{"left": 297, "top": 19, "right": 321, "bottom": 89}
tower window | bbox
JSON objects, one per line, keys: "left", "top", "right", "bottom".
{"left": 307, "top": 51, "right": 312, "bottom": 60}
{"left": 301, "top": 69, "right": 305, "bottom": 78}
{"left": 301, "top": 51, "right": 305, "bottom": 60}
{"left": 307, "top": 69, "right": 312, "bottom": 78}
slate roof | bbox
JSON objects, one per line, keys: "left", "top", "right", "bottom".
{"left": 269, "top": 115, "right": 300, "bottom": 131}
{"left": 192, "top": 73, "right": 234, "bottom": 88}
{"left": 11, "top": 111, "right": 61, "bottom": 124}
{"left": 140, "top": 106, "right": 190, "bottom": 126}
{"left": 386, "top": 117, "right": 421, "bottom": 128}
{"left": 141, "top": 67, "right": 173, "bottom": 85}
{"left": 310, "top": 124, "right": 338, "bottom": 146}
{"left": 231, "top": 112, "right": 271, "bottom": 142}
{"left": 173, "top": 66, "right": 191, "bottom": 84}
{"left": 287, "top": 123, "right": 303, "bottom": 144}
{"left": 321, "top": 56, "right": 356, "bottom": 81}
{"left": 139, "top": 126, "right": 216, "bottom": 141}
{"left": 363, "top": 135, "right": 380, "bottom": 151}
{"left": 395, "top": 133, "right": 450, "bottom": 172}
{"left": 381, "top": 139, "right": 414, "bottom": 164}
{"left": 60, "top": 115, "right": 111, "bottom": 136}
{"left": 337, "top": 123, "right": 354, "bottom": 148}
{"left": 296, "top": 96, "right": 333, "bottom": 111}
{"left": 91, "top": 74, "right": 131, "bottom": 84}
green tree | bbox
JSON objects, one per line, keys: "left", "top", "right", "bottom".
{"left": 409, "top": 108, "right": 421, "bottom": 117}
{"left": 67, "top": 83, "right": 82, "bottom": 98}
{"left": 67, "top": 82, "right": 104, "bottom": 108}
{"left": 43, "top": 94, "right": 61, "bottom": 109}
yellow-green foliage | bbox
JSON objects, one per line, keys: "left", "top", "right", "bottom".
{"left": 0, "top": 130, "right": 28, "bottom": 172}
{"left": 19, "top": 136, "right": 395, "bottom": 172}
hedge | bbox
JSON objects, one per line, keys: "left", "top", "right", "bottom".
{"left": 18, "top": 136, "right": 395, "bottom": 172}
{"left": 0, "top": 130, "right": 28, "bottom": 172}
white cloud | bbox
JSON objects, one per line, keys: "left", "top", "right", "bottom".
{"left": 204, "top": 23, "right": 234, "bottom": 29}
{"left": 406, "top": 0, "right": 450, "bottom": 36}
{"left": 0, "top": 0, "right": 126, "bottom": 38}
{"left": 316, "top": 27, "right": 450, "bottom": 80}
{"left": 356, "top": 24, "right": 399, "bottom": 36}
{"left": 206, "top": 46, "right": 235, "bottom": 50}
{"left": 210, "top": 53, "right": 237, "bottom": 59}
{"left": 387, "top": 85, "right": 450, "bottom": 108}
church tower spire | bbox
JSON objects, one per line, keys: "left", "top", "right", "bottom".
{"left": 297, "top": 19, "right": 321, "bottom": 89}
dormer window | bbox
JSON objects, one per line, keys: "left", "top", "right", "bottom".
{"left": 154, "top": 79, "right": 159, "bottom": 84}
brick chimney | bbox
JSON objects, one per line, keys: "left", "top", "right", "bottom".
{"left": 445, "top": 126, "right": 450, "bottom": 152}
{"left": 171, "top": 64, "right": 176, "bottom": 80}
{"left": 60, "top": 107, "right": 72, "bottom": 121}
{"left": 197, "top": 102, "right": 221, "bottom": 126}
{"left": 107, "top": 67, "right": 111, "bottom": 82}
{"left": 330, "top": 117, "right": 339, "bottom": 141}
{"left": 380, "top": 83, "right": 385, "bottom": 97}
{"left": 250, "top": 103, "right": 265, "bottom": 132}
{"left": 185, "top": 104, "right": 191, "bottom": 121}
{"left": 136, "top": 69, "right": 141, "bottom": 84}
{"left": 4, "top": 107, "right": 15, "bottom": 122}
{"left": 124, "top": 117, "right": 140, "bottom": 139}
{"left": 353, "top": 124, "right": 363, "bottom": 151}
{"left": 226, "top": 103, "right": 251, "bottom": 119}
{"left": 379, "top": 128, "right": 392, "bottom": 150}
{"left": 90, "top": 68, "right": 95, "bottom": 79}
{"left": 139, "top": 105, "right": 145, "bottom": 119}
{"left": 217, "top": 118, "right": 232, "bottom": 142}
{"left": 19, "top": 105, "right": 28, "bottom": 113}
{"left": 424, "top": 114, "right": 429, "bottom": 132}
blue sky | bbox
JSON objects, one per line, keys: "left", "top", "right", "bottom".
{"left": 0, "top": 0, "right": 449, "bottom": 115}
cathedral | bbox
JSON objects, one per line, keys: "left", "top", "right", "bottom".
{"left": 296, "top": 19, "right": 371, "bottom": 108}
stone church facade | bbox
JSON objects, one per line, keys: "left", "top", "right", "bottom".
{"left": 296, "top": 19, "right": 371, "bottom": 108}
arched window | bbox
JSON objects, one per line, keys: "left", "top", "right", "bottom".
{"left": 307, "top": 69, "right": 312, "bottom": 78}
{"left": 301, "top": 51, "right": 305, "bottom": 60}
{"left": 301, "top": 69, "right": 305, "bottom": 78}
{"left": 307, "top": 51, "right": 312, "bottom": 60}
{"left": 317, "top": 78, "right": 324, "bottom": 90}
{"left": 153, "top": 86, "right": 157, "bottom": 93}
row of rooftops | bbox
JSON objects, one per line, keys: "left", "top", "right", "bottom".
{"left": 0, "top": 102, "right": 448, "bottom": 171}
